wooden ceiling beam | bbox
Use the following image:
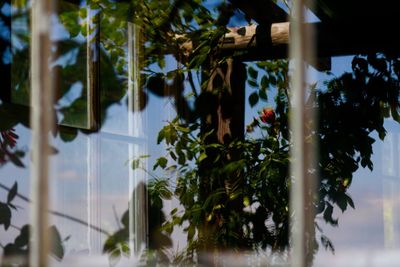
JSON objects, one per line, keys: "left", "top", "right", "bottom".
{"left": 228, "top": 0, "right": 288, "bottom": 24}
{"left": 232, "top": 21, "right": 400, "bottom": 62}
{"left": 176, "top": 22, "right": 289, "bottom": 54}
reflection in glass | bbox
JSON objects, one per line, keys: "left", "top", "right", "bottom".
{"left": 10, "top": 0, "right": 98, "bottom": 130}
{"left": 313, "top": 54, "right": 400, "bottom": 266}
{"left": 3, "top": 0, "right": 400, "bottom": 266}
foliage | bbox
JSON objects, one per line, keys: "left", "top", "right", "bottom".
{"left": 145, "top": 52, "right": 400, "bottom": 263}
{"left": 155, "top": 116, "right": 290, "bottom": 252}
{"left": 103, "top": 181, "right": 173, "bottom": 267}
{"left": 317, "top": 53, "right": 400, "bottom": 224}
{"left": 0, "top": 181, "right": 66, "bottom": 266}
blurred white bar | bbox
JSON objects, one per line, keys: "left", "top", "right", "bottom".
{"left": 289, "top": 0, "right": 306, "bottom": 265}
{"left": 30, "top": 0, "right": 54, "bottom": 266}
{"left": 289, "top": 1, "right": 316, "bottom": 267}
{"left": 87, "top": 135, "right": 102, "bottom": 253}
{"left": 128, "top": 22, "right": 148, "bottom": 255}
{"left": 86, "top": 5, "right": 101, "bottom": 249}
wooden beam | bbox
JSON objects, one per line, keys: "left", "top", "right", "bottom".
{"left": 176, "top": 19, "right": 400, "bottom": 69}
{"left": 315, "top": 21, "right": 400, "bottom": 58}
{"left": 178, "top": 22, "right": 329, "bottom": 71}
{"left": 309, "top": 0, "right": 400, "bottom": 25}
{"left": 222, "top": 20, "right": 400, "bottom": 60}
{"left": 177, "top": 22, "right": 290, "bottom": 54}
{"left": 228, "top": 0, "right": 288, "bottom": 24}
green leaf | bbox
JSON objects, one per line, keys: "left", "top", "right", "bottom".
{"left": 155, "top": 157, "right": 168, "bottom": 169}
{"left": 7, "top": 182, "right": 18, "bottom": 204}
{"left": 187, "top": 225, "right": 195, "bottom": 241}
{"left": 49, "top": 226, "right": 64, "bottom": 260}
{"left": 248, "top": 66, "right": 258, "bottom": 80}
{"left": 259, "top": 89, "right": 268, "bottom": 100}
{"left": 336, "top": 195, "right": 347, "bottom": 212}
{"left": 176, "top": 126, "right": 190, "bottom": 133}
{"left": 79, "top": 8, "right": 87, "bottom": 19}
{"left": 15, "top": 225, "right": 30, "bottom": 247}
{"left": 60, "top": 129, "right": 78, "bottom": 142}
{"left": 198, "top": 153, "right": 207, "bottom": 162}
{"left": 323, "top": 203, "right": 338, "bottom": 226}
{"left": 345, "top": 194, "right": 355, "bottom": 209}
{"left": 171, "top": 208, "right": 178, "bottom": 215}
{"left": 170, "top": 151, "right": 177, "bottom": 161}
{"left": 59, "top": 12, "right": 80, "bottom": 38}
{"left": 178, "top": 152, "right": 186, "bottom": 165}
{"left": 109, "top": 248, "right": 121, "bottom": 267}
{"left": 0, "top": 203, "right": 11, "bottom": 230}
{"left": 157, "top": 129, "right": 165, "bottom": 144}
{"left": 248, "top": 79, "right": 258, "bottom": 88}
{"left": 321, "top": 234, "right": 335, "bottom": 253}
{"left": 261, "top": 75, "right": 269, "bottom": 89}
{"left": 121, "top": 243, "right": 130, "bottom": 258}
{"left": 9, "top": 153, "right": 24, "bottom": 167}
{"left": 243, "top": 196, "right": 250, "bottom": 207}
{"left": 131, "top": 159, "right": 140, "bottom": 170}
{"left": 269, "top": 75, "right": 277, "bottom": 85}
{"left": 249, "top": 92, "right": 259, "bottom": 107}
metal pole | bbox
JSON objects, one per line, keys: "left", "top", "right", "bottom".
{"left": 30, "top": 0, "right": 54, "bottom": 266}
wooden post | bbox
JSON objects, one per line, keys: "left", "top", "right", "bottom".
{"left": 205, "top": 58, "right": 246, "bottom": 143}
{"left": 198, "top": 57, "right": 246, "bottom": 262}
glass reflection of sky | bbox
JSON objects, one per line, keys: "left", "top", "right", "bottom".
{"left": 313, "top": 57, "right": 400, "bottom": 266}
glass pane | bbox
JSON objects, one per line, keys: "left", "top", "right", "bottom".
{"left": 1, "top": 2, "right": 32, "bottom": 265}
{"left": 10, "top": 0, "right": 97, "bottom": 130}
{"left": 0, "top": 0, "right": 317, "bottom": 266}
{"left": 4, "top": 0, "right": 400, "bottom": 266}
{"left": 312, "top": 53, "right": 400, "bottom": 266}
{"left": 308, "top": 3, "right": 400, "bottom": 267}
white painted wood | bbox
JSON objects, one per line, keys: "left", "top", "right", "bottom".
{"left": 128, "top": 22, "right": 148, "bottom": 256}
{"left": 289, "top": 1, "right": 316, "bottom": 267}
{"left": 87, "top": 134, "right": 102, "bottom": 253}
{"left": 30, "top": 0, "right": 54, "bottom": 266}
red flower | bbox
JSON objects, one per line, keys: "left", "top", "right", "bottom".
{"left": 0, "top": 128, "right": 24, "bottom": 167}
{"left": 260, "top": 108, "right": 275, "bottom": 124}
{"left": 1, "top": 129, "right": 18, "bottom": 148}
